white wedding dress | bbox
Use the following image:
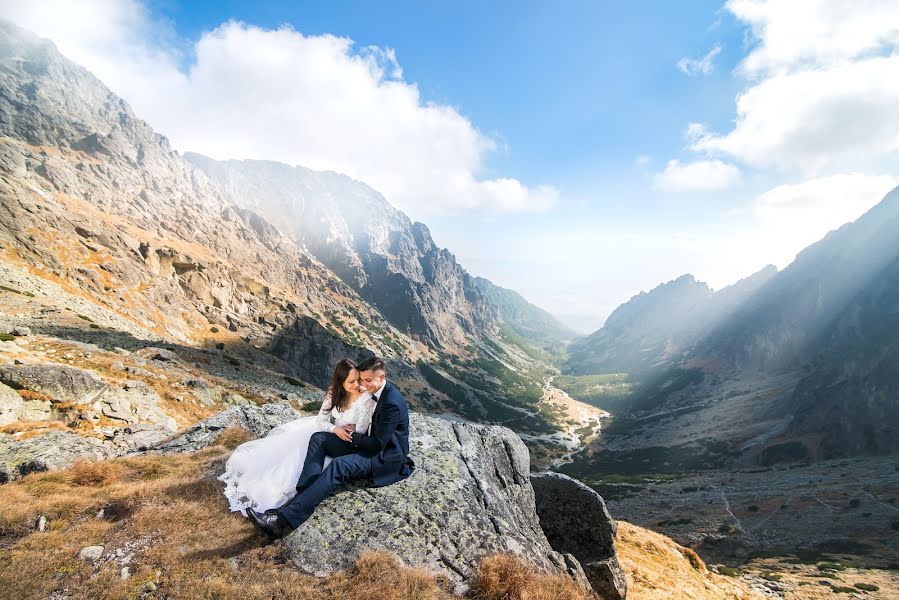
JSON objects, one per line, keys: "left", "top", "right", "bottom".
{"left": 219, "top": 391, "right": 375, "bottom": 514}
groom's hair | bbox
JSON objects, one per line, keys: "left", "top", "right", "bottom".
{"left": 357, "top": 356, "right": 386, "bottom": 374}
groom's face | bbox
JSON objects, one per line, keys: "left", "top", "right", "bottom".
{"left": 360, "top": 369, "right": 385, "bottom": 394}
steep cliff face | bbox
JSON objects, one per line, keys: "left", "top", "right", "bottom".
{"left": 0, "top": 20, "right": 416, "bottom": 386}
{"left": 698, "top": 188, "right": 899, "bottom": 372}
{"left": 183, "top": 155, "right": 496, "bottom": 351}
{"left": 787, "top": 256, "right": 899, "bottom": 458}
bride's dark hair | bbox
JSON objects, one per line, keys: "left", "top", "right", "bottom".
{"left": 327, "top": 358, "right": 358, "bottom": 411}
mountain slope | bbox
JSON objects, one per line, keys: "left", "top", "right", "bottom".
{"left": 183, "top": 154, "right": 495, "bottom": 351}
{"left": 472, "top": 276, "right": 575, "bottom": 350}
{"left": 567, "top": 188, "right": 899, "bottom": 467}
{"left": 0, "top": 21, "right": 596, "bottom": 464}
{"left": 565, "top": 266, "right": 776, "bottom": 376}
{"left": 0, "top": 19, "right": 417, "bottom": 390}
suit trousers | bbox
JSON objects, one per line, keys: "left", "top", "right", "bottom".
{"left": 281, "top": 431, "right": 373, "bottom": 528}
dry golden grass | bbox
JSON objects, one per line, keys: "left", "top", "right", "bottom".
{"left": 471, "top": 554, "right": 595, "bottom": 600}
{"left": 615, "top": 521, "right": 763, "bottom": 599}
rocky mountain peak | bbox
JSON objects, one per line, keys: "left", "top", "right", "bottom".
{"left": 185, "top": 154, "right": 497, "bottom": 350}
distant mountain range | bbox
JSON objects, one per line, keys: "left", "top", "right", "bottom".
{"left": 562, "top": 188, "right": 899, "bottom": 470}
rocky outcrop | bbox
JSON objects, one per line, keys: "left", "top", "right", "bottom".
{"left": 184, "top": 155, "right": 497, "bottom": 351}
{"left": 0, "top": 381, "right": 22, "bottom": 425}
{"left": 0, "top": 403, "right": 301, "bottom": 482}
{"left": 0, "top": 363, "right": 106, "bottom": 404}
{"left": 0, "top": 402, "right": 624, "bottom": 597}
{"left": 0, "top": 430, "right": 115, "bottom": 482}
{"left": 0, "top": 363, "right": 176, "bottom": 430}
{"left": 278, "top": 413, "right": 608, "bottom": 595}
{"left": 532, "top": 472, "right": 627, "bottom": 599}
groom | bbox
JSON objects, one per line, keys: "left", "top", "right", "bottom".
{"left": 247, "top": 356, "right": 415, "bottom": 538}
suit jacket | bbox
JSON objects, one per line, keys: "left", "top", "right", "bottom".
{"left": 350, "top": 381, "right": 415, "bottom": 486}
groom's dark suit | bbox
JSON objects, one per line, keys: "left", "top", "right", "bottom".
{"left": 279, "top": 381, "right": 415, "bottom": 529}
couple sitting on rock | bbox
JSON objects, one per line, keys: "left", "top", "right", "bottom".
{"left": 219, "top": 356, "right": 415, "bottom": 538}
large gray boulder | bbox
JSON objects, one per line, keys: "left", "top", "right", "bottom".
{"left": 0, "top": 381, "right": 22, "bottom": 425}
{"left": 0, "top": 364, "right": 176, "bottom": 430}
{"left": 0, "top": 364, "right": 107, "bottom": 404}
{"left": 280, "top": 413, "right": 593, "bottom": 594}
{"left": 0, "top": 430, "right": 115, "bottom": 482}
{"left": 95, "top": 380, "right": 177, "bottom": 431}
{"left": 532, "top": 471, "right": 628, "bottom": 600}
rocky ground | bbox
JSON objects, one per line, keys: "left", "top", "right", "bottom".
{"left": 0, "top": 408, "right": 765, "bottom": 600}
{"left": 575, "top": 457, "right": 899, "bottom": 598}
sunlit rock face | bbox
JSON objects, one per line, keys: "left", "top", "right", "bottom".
{"left": 185, "top": 154, "right": 497, "bottom": 350}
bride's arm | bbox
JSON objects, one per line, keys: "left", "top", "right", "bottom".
{"left": 354, "top": 395, "right": 375, "bottom": 436}
{"left": 316, "top": 389, "right": 336, "bottom": 433}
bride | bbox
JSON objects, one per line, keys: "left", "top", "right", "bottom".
{"left": 219, "top": 358, "right": 375, "bottom": 514}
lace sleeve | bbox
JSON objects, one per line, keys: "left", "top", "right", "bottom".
{"left": 354, "top": 395, "right": 376, "bottom": 436}
{"left": 316, "top": 389, "right": 336, "bottom": 433}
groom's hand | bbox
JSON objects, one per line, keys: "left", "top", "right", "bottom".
{"left": 334, "top": 426, "right": 353, "bottom": 442}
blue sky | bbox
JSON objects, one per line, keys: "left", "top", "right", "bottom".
{"left": 161, "top": 1, "right": 742, "bottom": 185}
{"left": 5, "top": 1, "right": 899, "bottom": 332}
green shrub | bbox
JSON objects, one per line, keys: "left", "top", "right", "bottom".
{"left": 77, "top": 314, "right": 93, "bottom": 322}
{"left": 300, "top": 400, "right": 321, "bottom": 412}
{"left": 89, "top": 323, "right": 100, "bottom": 329}
{"left": 717, "top": 566, "right": 739, "bottom": 577}
{"left": 854, "top": 583, "right": 879, "bottom": 592}
{"left": 0, "top": 333, "right": 14, "bottom": 342}
{"left": 0, "top": 285, "right": 34, "bottom": 297}
{"left": 831, "top": 586, "right": 855, "bottom": 593}
{"left": 210, "top": 326, "right": 219, "bottom": 333}
{"left": 215, "top": 343, "right": 225, "bottom": 350}
{"left": 284, "top": 376, "right": 305, "bottom": 387}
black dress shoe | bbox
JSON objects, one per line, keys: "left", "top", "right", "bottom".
{"left": 246, "top": 508, "right": 292, "bottom": 539}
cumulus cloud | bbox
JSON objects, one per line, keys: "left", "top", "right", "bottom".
{"left": 676, "top": 44, "right": 722, "bottom": 76}
{"left": 0, "top": 1, "right": 557, "bottom": 217}
{"left": 689, "top": 0, "right": 899, "bottom": 172}
{"left": 730, "top": 0, "right": 899, "bottom": 75}
{"left": 653, "top": 159, "right": 741, "bottom": 192}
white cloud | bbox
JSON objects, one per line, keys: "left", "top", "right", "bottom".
{"left": 688, "top": 0, "right": 899, "bottom": 172}
{"left": 691, "top": 55, "right": 899, "bottom": 171}
{"left": 653, "top": 159, "right": 741, "bottom": 192}
{"left": 728, "top": 0, "right": 899, "bottom": 75}
{"left": 677, "top": 44, "right": 722, "bottom": 76}
{"left": 0, "top": 1, "right": 557, "bottom": 217}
